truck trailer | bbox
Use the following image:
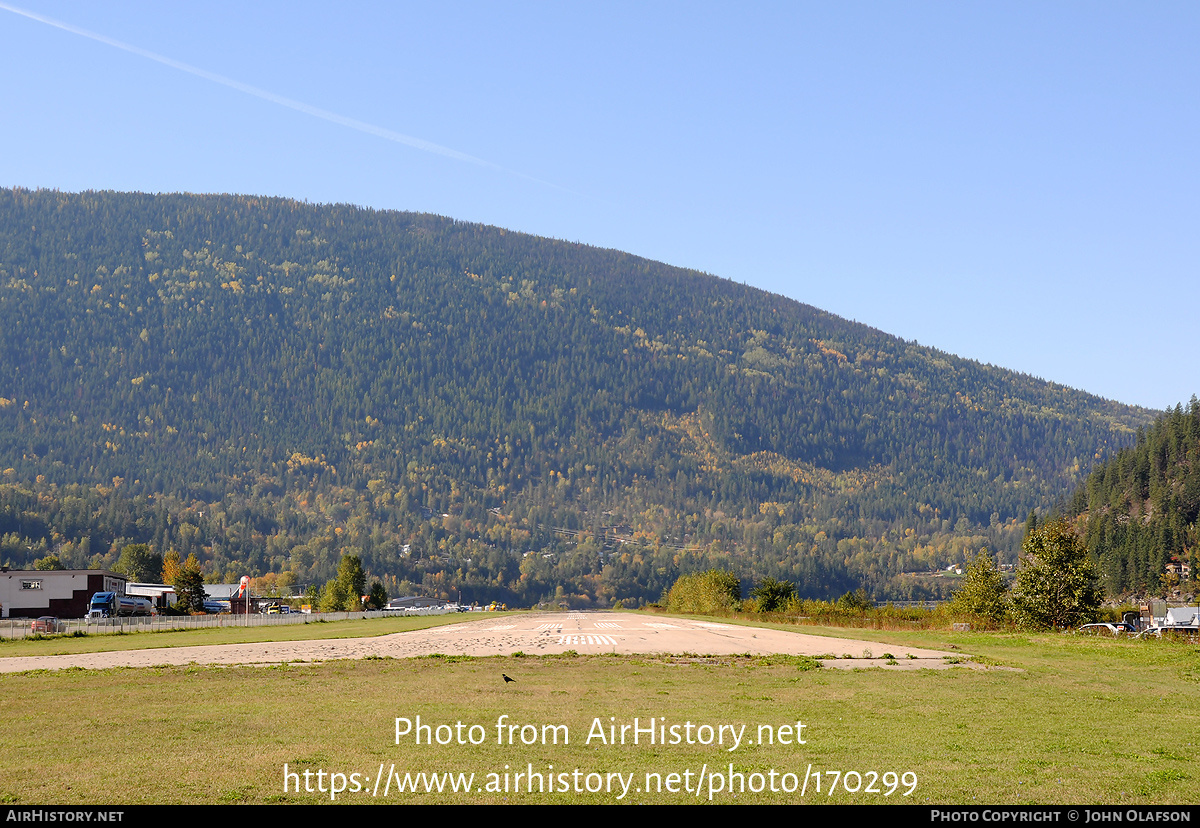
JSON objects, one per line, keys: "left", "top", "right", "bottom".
{"left": 87, "top": 592, "right": 154, "bottom": 620}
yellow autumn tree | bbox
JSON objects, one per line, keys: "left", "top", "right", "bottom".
{"left": 161, "top": 549, "right": 181, "bottom": 587}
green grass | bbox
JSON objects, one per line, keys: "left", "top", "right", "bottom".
{"left": 0, "top": 612, "right": 516, "bottom": 657}
{"left": 0, "top": 614, "right": 1196, "bottom": 805}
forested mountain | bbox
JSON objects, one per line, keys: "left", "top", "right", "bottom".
{"left": 0, "top": 188, "right": 1158, "bottom": 604}
{"left": 1069, "top": 399, "right": 1200, "bottom": 596}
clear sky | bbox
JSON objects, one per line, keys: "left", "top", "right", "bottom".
{"left": 2, "top": 1, "right": 1196, "bottom": 411}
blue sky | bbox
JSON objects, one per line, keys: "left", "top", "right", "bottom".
{"left": 2, "top": 1, "right": 1196, "bottom": 411}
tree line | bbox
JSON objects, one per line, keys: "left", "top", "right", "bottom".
{"left": 0, "top": 188, "right": 1159, "bottom": 605}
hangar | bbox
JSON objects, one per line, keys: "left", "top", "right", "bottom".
{"left": 0, "top": 568, "right": 128, "bottom": 619}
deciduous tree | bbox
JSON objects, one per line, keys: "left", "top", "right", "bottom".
{"left": 161, "top": 550, "right": 181, "bottom": 587}
{"left": 664, "top": 570, "right": 741, "bottom": 614}
{"left": 338, "top": 554, "right": 367, "bottom": 606}
{"left": 1010, "top": 519, "right": 1101, "bottom": 630}
{"left": 114, "top": 543, "right": 162, "bottom": 583}
{"left": 319, "top": 553, "right": 368, "bottom": 611}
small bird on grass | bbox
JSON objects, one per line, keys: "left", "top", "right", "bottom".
{"left": 502, "top": 674, "right": 516, "bottom": 683}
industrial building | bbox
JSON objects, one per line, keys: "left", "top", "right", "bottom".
{"left": 0, "top": 568, "right": 128, "bottom": 619}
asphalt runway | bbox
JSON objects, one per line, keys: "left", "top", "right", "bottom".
{"left": 0, "top": 611, "right": 965, "bottom": 672}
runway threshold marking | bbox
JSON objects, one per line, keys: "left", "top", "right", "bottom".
{"left": 558, "top": 635, "right": 619, "bottom": 646}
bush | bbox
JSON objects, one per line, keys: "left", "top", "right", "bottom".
{"left": 837, "top": 588, "right": 874, "bottom": 612}
{"left": 750, "top": 577, "right": 796, "bottom": 613}
{"left": 664, "top": 570, "right": 741, "bottom": 615}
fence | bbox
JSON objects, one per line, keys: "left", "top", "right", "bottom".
{"left": 0, "top": 606, "right": 456, "bottom": 641}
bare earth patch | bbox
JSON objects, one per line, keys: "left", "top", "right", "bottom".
{"left": 0, "top": 611, "right": 978, "bottom": 672}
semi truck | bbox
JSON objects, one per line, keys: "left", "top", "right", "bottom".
{"left": 87, "top": 592, "right": 154, "bottom": 620}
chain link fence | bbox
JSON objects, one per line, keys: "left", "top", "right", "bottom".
{"left": 0, "top": 605, "right": 458, "bottom": 641}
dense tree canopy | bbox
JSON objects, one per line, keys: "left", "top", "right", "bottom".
{"left": 0, "top": 188, "right": 1158, "bottom": 605}
{"left": 1070, "top": 398, "right": 1200, "bottom": 596}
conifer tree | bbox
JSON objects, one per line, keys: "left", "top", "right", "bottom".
{"left": 949, "top": 550, "right": 1009, "bottom": 624}
{"left": 173, "top": 553, "right": 207, "bottom": 613}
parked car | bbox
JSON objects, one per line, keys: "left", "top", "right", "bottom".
{"left": 1136, "top": 625, "right": 1200, "bottom": 641}
{"left": 1077, "top": 623, "right": 1133, "bottom": 636}
{"left": 30, "top": 616, "right": 60, "bottom": 634}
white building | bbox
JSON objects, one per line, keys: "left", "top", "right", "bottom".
{"left": 0, "top": 568, "right": 127, "bottom": 618}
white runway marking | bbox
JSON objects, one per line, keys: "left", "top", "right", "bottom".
{"left": 593, "top": 622, "right": 622, "bottom": 629}
{"left": 643, "top": 622, "right": 682, "bottom": 629}
{"left": 485, "top": 625, "right": 516, "bottom": 631}
{"left": 536, "top": 623, "right": 562, "bottom": 631}
{"left": 558, "top": 635, "right": 619, "bottom": 647}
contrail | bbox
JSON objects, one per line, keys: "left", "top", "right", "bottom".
{"left": 0, "top": 2, "right": 564, "bottom": 189}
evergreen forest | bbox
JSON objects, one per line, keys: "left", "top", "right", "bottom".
{"left": 1070, "top": 399, "right": 1200, "bottom": 596}
{"left": 0, "top": 188, "right": 1161, "bottom": 606}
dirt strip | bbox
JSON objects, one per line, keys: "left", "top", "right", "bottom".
{"left": 0, "top": 611, "right": 970, "bottom": 672}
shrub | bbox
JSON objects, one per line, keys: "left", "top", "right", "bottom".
{"left": 664, "top": 570, "right": 741, "bottom": 615}
{"left": 837, "top": 588, "right": 874, "bottom": 612}
{"left": 751, "top": 577, "right": 796, "bottom": 613}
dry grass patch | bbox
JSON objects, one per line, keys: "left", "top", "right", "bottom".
{"left": 0, "top": 633, "right": 1197, "bottom": 805}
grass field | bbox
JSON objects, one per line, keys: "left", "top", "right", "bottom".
{"left": 0, "top": 612, "right": 502, "bottom": 658}
{"left": 0, "top": 614, "right": 1196, "bottom": 805}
